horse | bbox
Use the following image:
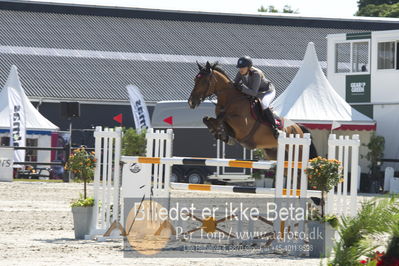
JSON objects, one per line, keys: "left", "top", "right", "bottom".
{"left": 188, "top": 61, "right": 317, "bottom": 160}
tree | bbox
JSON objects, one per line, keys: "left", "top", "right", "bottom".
{"left": 258, "top": 5, "right": 277, "bottom": 13}
{"left": 258, "top": 4, "right": 298, "bottom": 14}
{"left": 282, "top": 5, "right": 296, "bottom": 13}
{"left": 357, "top": 0, "right": 399, "bottom": 9}
{"left": 355, "top": 0, "right": 399, "bottom": 17}
{"left": 121, "top": 128, "right": 146, "bottom": 156}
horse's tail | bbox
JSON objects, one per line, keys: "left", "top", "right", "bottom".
{"left": 298, "top": 124, "right": 318, "bottom": 159}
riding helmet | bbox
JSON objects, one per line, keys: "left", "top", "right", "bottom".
{"left": 236, "top": 56, "right": 253, "bottom": 68}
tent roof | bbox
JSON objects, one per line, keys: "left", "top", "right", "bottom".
{"left": 0, "top": 65, "right": 59, "bottom": 131}
{"left": 271, "top": 42, "right": 375, "bottom": 130}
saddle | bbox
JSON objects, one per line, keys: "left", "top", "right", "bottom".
{"left": 249, "top": 99, "right": 283, "bottom": 130}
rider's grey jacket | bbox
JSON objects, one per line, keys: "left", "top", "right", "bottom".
{"left": 233, "top": 67, "right": 274, "bottom": 97}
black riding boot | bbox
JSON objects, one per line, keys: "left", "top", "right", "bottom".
{"left": 262, "top": 108, "right": 279, "bottom": 139}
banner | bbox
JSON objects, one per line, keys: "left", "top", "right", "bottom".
{"left": 0, "top": 147, "right": 14, "bottom": 181}
{"left": 127, "top": 85, "right": 151, "bottom": 133}
{"left": 6, "top": 66, "right": 26, "bottom": 163}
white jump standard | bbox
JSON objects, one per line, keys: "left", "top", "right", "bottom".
{"left": 88, "top": 127, "right": 361, "bottom": 247}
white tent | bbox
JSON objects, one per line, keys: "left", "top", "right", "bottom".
{"left": 271, "top": 43, "right": 375, "bottom": 172}
{"left": 0, "top": 65, "right": 58, "bottom": 131}
{"left": 271, "top": 42, "right": 375, "bottom": 131}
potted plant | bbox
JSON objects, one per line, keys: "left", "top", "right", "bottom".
{"left": 264, "top": 167, "right": 276, "bottom": 188}
{"left": 253, "top": 170, "right": 266, "bottom": 187}
{"left": 305, "top": 156, "right": 342, "bottom": 258}
{"left": 363, "top": 133, "right": 385, "bottom": 193}
{"left": 252, "top": 149, "right": 269, "bottom": 187}
{"left": 65, "top": 146, "right": 96, "bottom": 239}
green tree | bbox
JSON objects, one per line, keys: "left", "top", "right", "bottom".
{"left": 282, "top": 5, "right": 296, "bottom": 13}
{"left": 258, "top": 4, "right": 298, "bottom": 14}
{"left": 356, "top": 0, "right": 399, "bottom": 17}
{"left": 364, "top": 133, "right": 385, "bottom": 177}
{"left": 358, "top": 0, "right": 399, "bottom": 9}
{"left": 121, "top": 128, "right": 146, "bottom": 156}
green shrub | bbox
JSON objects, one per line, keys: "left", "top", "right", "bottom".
{"left": 122, "top": 128, "right": 146, "bottom": 156}
{"left": 71, "top": 195, "right": 94, "bottom": 207}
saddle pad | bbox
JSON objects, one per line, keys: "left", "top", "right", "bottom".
{"left": 249, "top": 100, "right": 283, "bottom": 130}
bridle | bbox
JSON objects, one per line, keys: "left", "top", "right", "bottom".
{"left": 196, "top": 69, "right": 218, "bottom": 105}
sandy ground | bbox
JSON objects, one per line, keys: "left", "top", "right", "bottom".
{"left": 0, "top": 181, "right": 377, "bottom": 266}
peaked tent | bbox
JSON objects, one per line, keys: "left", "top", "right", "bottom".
{"left": 271, "top": 43, "right": 375, "bottom": 174}
{"left": 0, "top": 65, "right": 59, "bottom": 133}
{"left": 271, "top": 42, "right": 375, "bottom": 131}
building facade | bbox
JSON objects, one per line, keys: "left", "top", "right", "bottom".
{"left": 327, "top": 29, "right": 399, "bottom": 167}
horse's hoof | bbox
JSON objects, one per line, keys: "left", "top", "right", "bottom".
{"left": 227, "top": 138, "right": 236, "bottom": 146}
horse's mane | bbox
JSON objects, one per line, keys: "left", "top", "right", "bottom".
{"left": 210, "top": 62, "right": 233, "bottom": 82}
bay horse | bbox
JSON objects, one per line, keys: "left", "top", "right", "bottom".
{"left": 188, "top": 61, "right": 317, "bottom": 160}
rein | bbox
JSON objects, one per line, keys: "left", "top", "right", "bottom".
{"left": 204, "top": 70, "right": 245, "bottom": 111}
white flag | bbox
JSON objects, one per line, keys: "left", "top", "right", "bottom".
{"left": 331, "top": 121, "right": 341, "bottom": 130}
{"left": 127, "top": 85, "right": 151, "bottom": 133}
{"left": 6, "top": 66, "right": 26, "bottom": 163}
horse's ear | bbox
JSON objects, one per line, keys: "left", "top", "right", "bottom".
{"left": 212, "top": 61, "right": 219, "bottom": 69}
{"left": 196, "top": 61, "right": 203, "bottom": 70}
{"left": 205, "top": 61, "right": 211, "bottom": 71}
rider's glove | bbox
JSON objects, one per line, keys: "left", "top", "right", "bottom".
{"left": 234, "top": 82, "right": 243, "bottom": 91}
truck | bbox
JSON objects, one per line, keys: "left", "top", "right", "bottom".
{"left": 151, "top": 101, "right": 253, "bottom": 184}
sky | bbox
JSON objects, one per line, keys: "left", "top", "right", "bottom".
{"left": 28, "top": 0, "right": 360, "bottom": 18}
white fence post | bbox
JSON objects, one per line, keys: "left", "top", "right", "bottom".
{"left": 273, "top": 132, "right": 311, "bottom": 248}
{"left": 384, "top": 167, "right": 394, "bottom": 192}
{"left": 89, "top": 126, "right": 123, "bottom": 238}
{"left": 349, "top": 135, "right": 360, "bottom": 217}
{"left": 327, "top": 134, "right": 360, "bottom": 217}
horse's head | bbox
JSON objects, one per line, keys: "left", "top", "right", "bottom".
{"left": 188, "top": 61, "right": 214, "bottom": 109}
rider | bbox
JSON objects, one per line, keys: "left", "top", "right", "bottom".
{"left": 233, "top": 56, "right": 279, "bottom": 136}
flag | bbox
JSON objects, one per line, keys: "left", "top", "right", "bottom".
{"left": 5, "top": 66, "right": 26, "bottom": 163}
{"left": 113, "top": 113, "right": 122, "bottom": 124}
{"left": 163, "top": 116, "right": 173, "bottom": 126}
{"left": 331, "top": 121, "right": 341, "bottom": 130}
{"left": 127, "top": 85, "right": 151, "bottom": 133}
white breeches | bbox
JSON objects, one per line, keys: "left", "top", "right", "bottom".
{"left": 260, "top": 89, "right": 276, "bottom": 110}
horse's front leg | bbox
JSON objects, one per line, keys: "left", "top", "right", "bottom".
{"left": 203, "top": 116, "right": 229, "bottom": 142}
{"left": 203, "top": 116, "right": 221, "bottom": 136}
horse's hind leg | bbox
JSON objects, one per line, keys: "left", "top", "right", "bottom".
{"left": 263, "top": 148, "right": 277, "bottom": 161}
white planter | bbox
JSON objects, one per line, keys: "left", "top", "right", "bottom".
{"left": 255, "top": 174, "right": 265, "bottom": 187}
{"left": 308, "top": 221, "right": 336, "bottom": 258}
{"left": 72, "top": 206, "right": 94, "bottom": 239}
{"left": 264, "top": 178, "right": 274, "bottom": 188}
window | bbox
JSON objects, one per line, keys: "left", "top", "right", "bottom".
{"left": 335, "top": 41, "right": 369, "bottom": 73}
{"left": 335, "top": 43, "right": 350, "bottom": 73}
{"left": 26, "top": 138, "right": 38, "bottom": 162}
{"left": 397, "top": 42, "right": 399, "bottom": 70}
{"left": 377, "top": 42, "right": 395, "bottom": 69}
{"left": 0, "top": 137, "right": 10, "bottom": 146}
{"left": 352, "top": 42, "right": 369, "bottom": 72}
